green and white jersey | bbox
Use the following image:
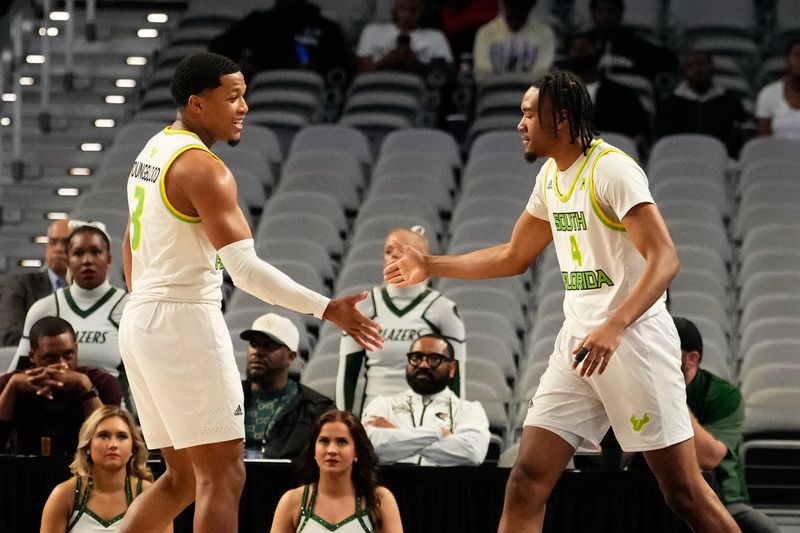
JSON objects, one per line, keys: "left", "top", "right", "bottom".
{"left": 526, "top": 139, "right": 665, "bottom": 336}
{"left": 14, "top": 281, "right": 128, "bottom": 376}
{"left": 337, "top": 284, "right": 466, "bottom": 412}
{"left": 126, "top": 127, "right": 223, "bottom": 303}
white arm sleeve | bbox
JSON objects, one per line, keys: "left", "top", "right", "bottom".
{"left": 217, "top": 239, "right": 330, "bottom": 319}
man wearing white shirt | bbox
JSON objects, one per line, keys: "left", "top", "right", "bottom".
{"left": 362, "top": 334, "right": 489, "bottom": 466}
{"left": 356, "top": 0, "right": 453, "bottom": 74}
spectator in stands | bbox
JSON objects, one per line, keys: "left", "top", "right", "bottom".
{"left": 10, "top": 222, "right": 128, "bottom": 383}
{"left": 336, "top": 226, "right": 466, "bottom": 415}
{"left": 0, "top": 316, "right": 121, "bottom": 455}
{"left": 674, "top": 317, "right": 781, "bottom": 533}
{"left": 756, "top": 37, "right": 800, "bottom": 139}
{"left": 270, "top": 410, "right": 403, "bottom": 532}
{"left": 0, "top": 219, "right": 70, "bottom": 347}
{"left": 657, "top": 50, "right": 748, "bottom": 157}
{"left": 362, "top": 333, "right": 489, "bottom": 466}
{"left": 240, "top": 312, "right": 334, "bottom": 459}
{"left": 40, "top": 406, "right": 172, "bottom": 532}
{"left": 472, "top": 0, "right": 556, "bottom": 81}
{"left": 356, "top": 0, "right": 453, "bottom": 75}
{"left": 208, "top": 0, "right": 352, "bottom": 82}
{"left": 587, "top": 0, "right": 677, "bottom": 81}
{"left": 439, "top": 0, "right": 498, "bottom": 61}
{"left": 566, "top": 31, "right": 651, "bottom": 151}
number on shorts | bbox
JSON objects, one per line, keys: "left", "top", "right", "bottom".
{"left": 569, "top": 234, "right": 582, "bottom": 266}
{"left": 131, "top": 186, "right": 145, "bottom": 251}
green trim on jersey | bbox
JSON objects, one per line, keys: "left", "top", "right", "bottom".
{"left": 380, "top": 286, "right": 432, "bottom": 317}
{"left": 588, "top": 148, "right": 627, "bottom": 232}
{"left": 63, "top": 287, "right": 119, "bottom": 319}
{"left": 553, "top": 140, "right": 602, "bottom": 202}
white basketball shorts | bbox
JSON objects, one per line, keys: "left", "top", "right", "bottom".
{"left": 119, "top": 299, "right": 245, "bottom": 450}
{"left": 524, "top": 309, "right": 693, "bottom": 452}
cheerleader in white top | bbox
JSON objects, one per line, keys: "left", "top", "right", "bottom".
{"left": 384, "top": 71, "right": 739, "bottom": 532}
{"left": 40, "top": 406, "right": 171, "bottom": 533}
{"left": 337, "top": 227, "right": 466, "bottom": 415}
{"left": 270, "top": 410, "right": 402, "bottom": 533}
{"left": 12, "top": 223, "right": 128, "bottom": 377}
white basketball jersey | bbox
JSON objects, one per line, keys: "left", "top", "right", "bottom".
{"left": 364, "top": 286, "right": 461, "bottom": 398}
{"left": 126, "top": 127, "right": 223, "bottom": 303}
{"left": 527, "top": 139, "right": 666, "bottom": 335}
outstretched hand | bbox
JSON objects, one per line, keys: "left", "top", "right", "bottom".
{"left": 383, "top": 240, "right": 429, "bottom": 288}
{"left": 323, "top": 291, "right": 383, "bottom": 351}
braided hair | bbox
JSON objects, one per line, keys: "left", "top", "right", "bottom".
{"left": 532, "top": 70, "right": 598, "bottom": 154}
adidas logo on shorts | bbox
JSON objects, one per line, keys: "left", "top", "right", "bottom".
{"left": 233, "top": 404, "right": 243, "bottom": 416}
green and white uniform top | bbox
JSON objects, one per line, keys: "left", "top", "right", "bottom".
{"left": 336, "top": 284, "right": 466, "bottom": 413}
{"left": 526, "top": 139, "right": 664, "bottom": 337}
{"left": 296, "top": 484, "right": 373, "bottom": 532}
{"left": 12, "top": 281, "right": 128, "bottom": 376}
{"left": 126, "top": 127, "right": 223, "bottom": 304}
{"left": 67, "top": 476, "right": 143, "bottom": 532}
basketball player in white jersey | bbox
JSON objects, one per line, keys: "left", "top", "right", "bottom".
{"left": 117, "top": 52, "right": 382, "bottom": 533}
{"left": 384, "top": 71, "right": 739, "bottom": 532}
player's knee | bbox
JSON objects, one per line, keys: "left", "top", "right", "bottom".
{"left": 507, "top": 463, "right": 549, "bottom": 506}
{"left": 197, "top": 457, "right": 246, "bottom": 493}
{"left": 161, "top": 468, "right": 196, "bottom": 505}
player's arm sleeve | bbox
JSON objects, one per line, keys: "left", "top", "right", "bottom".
{"left": 362, "top": 397, "right": 439, "bottom": 463}
{"left": 593, "top": 153, "right": 655, "bottom": 220}
{"left": 417, "top": 401, "right": 491, "bottom": 466}
{"left": 216, "top": 239, "right": 330, "bottom": 319}
{"left": 525, "top": 162, "right": 550, "bottom": 221}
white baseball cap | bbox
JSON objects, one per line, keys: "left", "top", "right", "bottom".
{"left": 240, "top": 313, "right": 299, "bottom": 352}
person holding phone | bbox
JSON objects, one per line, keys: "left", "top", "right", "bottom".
{"left": 356, "top": 0, "right": 452, "bottom": 74}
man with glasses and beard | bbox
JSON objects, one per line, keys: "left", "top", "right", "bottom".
{"left": 240, "top": 313, "right": 334, "bottom": 459}
{"left": 362, "top": 334, "right": 489, "bottom": 466}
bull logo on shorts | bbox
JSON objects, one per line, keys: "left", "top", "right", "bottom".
{"left": 630, "top": 413, "right": 651, "bottom": 432}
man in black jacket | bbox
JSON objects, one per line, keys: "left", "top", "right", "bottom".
{"left": 240, "top": 313, "right": 334, "bottom": 459}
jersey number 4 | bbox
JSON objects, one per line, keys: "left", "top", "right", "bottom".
{"left": 131, "top": 186, "right": 145, "bottom": 251}
{"left": 569, "top": 235, "right": 583, "bottom": 266}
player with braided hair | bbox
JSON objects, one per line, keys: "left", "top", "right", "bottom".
{"left": 384, "top": 71, "right": 739, "bottom": 532}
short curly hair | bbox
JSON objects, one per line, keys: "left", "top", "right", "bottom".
{"left": 170, "top": 51, "right": 241, "bottom": 107}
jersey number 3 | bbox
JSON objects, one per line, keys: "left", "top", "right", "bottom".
{"left": 131, "top": 186, "right": 145, "bottom": 251}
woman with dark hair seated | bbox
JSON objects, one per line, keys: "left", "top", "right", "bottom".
{"left": 270, "top": 410, "right": 403, "bottom": 533}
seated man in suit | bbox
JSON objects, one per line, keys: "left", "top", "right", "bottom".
{"left": 0, "top": 219, "right": 70, "bottom": 346}
{"left": 362, "top": 333, "right": 490, "bottom": 466}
